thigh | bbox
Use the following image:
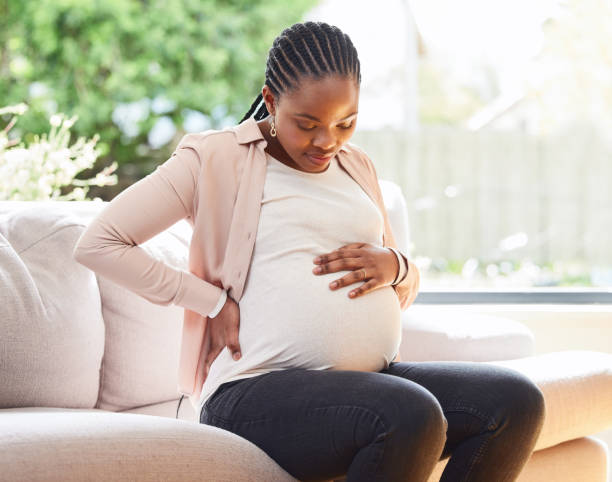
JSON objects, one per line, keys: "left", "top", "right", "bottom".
{"left": 381, "top": 360, "right": 539, "bottom": 458}
{"left": 201, "top": 367, "right": 444, "bottom": 481}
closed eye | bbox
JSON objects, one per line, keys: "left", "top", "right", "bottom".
{"left": 297, "top": 122, "right": 355, "bottom": 131}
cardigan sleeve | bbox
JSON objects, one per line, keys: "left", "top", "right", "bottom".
{"left": 72, "top": 134, "right": 225, "bottom": 318}
{"left": 393, "top": 250, "right": 420, "bottom": 310}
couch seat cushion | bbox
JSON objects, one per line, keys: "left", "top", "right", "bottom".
{"left": 0, "top": 407, "right": 297, "bottom": 482}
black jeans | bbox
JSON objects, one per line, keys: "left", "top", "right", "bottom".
{"left": 200, "top": 361, "right": 545, "bottom": 482}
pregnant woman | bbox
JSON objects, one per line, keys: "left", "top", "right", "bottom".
{"left": 74, "top": 21, "right": 545, "bottom": 482}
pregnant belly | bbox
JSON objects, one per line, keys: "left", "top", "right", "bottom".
{"left": 238, "top": 266, "right": 403, "bottom": 373}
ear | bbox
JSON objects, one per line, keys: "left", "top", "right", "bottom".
{"left": 261, "top": 85, "right": 277, "bottom": 116}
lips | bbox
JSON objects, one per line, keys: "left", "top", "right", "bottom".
{"left": 306, "top": 153, "right": 334, "bottom": 166}
{"left": 307, "top": 152, "right": 334, "bottom": 160}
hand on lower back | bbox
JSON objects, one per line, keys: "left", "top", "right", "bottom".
{"left": 204, "top": 295, "right": 241, "bottom": 375}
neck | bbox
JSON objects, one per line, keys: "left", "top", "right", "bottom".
{"left": 256, "top": 118, "right": 301, "bottom": 170}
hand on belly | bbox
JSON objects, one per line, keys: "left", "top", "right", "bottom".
{"left": 311, "top": 242, "right": 399, "bottom": 299}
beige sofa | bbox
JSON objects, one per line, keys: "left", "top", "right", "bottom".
{"left": 1, "top": 180, "right": 610, "bottom": 481}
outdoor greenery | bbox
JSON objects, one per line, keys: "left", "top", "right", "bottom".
{"left": 1, "top": 0, "right": 607, "bottom": 288}
{"left": 0, "top": 103, "right": 117, "bottom": 201}
{"left": 421, "top": 256, "right": 595, "bottom": 288}
{"left": 1, "top": 0, "right": 315, "bottom": 198}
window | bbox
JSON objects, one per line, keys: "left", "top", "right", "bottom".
{"left": 309, "top": 0, "right": 612, "bottom": 298}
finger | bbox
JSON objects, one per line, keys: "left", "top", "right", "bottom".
{"left": 204, "top": 344, "right": 223, "bottom": 374}
{"left": 339, "top": 242, "right": 366, "bottom": 249}
{"left": 314, "top": 248, "right": 361, "bottom": 264}
{"left": 315, "top": 256, "right": 360, "bottom": 276}
{"left": 312, "top": 250, "right": 363, "bottom": 274}
{"left": 348, "top": 279, "right": 378, "bottom": 298}
{"left": 328, "top": 267, "right": 369, "bottom": 290}
{"left": 224, "top": 323, "right": 242, "bottom": 361}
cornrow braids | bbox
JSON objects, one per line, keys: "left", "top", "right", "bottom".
{"left": 239, "top": 21, "right": 361, "bottom": 124}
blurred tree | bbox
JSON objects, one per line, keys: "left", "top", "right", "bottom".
{"left": 0, "top": 0, "right": 316, "bottom": 198}
{"left": 417, "top": 57, "right": 495, "bottom": 125}
{"left": 527, "top": 0, "right": 612, "bottom": 138}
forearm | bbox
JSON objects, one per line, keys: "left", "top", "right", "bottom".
{"left": 73, "top": 216, "right": 224, "bottom": 317}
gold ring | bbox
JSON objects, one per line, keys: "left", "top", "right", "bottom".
{"left": 359, "top": 268, "right": 367, "bottom": 279}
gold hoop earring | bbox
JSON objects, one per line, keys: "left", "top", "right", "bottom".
{"left": 270, "top": 117, "right": 277, "bottom": 138}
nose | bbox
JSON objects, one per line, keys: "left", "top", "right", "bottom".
{"left": 312, "top": 129, "right": 336, "bottom": 151}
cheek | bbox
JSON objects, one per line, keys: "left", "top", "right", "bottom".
{"left": 281, "top": 126, "right": 311, "bottom": 151}
{"left": 339, "top": 127, "right": 356, "bottom": 145}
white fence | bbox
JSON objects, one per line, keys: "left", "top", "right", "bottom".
{"left": 351, "top": 126, "right": 612, "bottom": 269}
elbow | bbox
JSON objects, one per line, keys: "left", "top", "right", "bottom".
{"left": 72, "top": 230, "right": 100, "bottom": 268}
{"left": 72, "top": 241, "right": 91, "bottom": 268}
{"left": 73, "top": 245, "right": 85, "bottom": 263}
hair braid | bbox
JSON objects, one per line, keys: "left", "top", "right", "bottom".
{"left": 241, "top": 93, "right": 264, "bottom": 123}
{"left": 239, "top": 21, "right": 361, "bottom": 123}
{"left": 336, "top": 31, "right": 349, "bottom": 75}
{"left": 319, "top": 23, "right": 339, "bottom": 72}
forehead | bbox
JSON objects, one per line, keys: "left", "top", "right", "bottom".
{"left": 280, "top": 75, "right": 359, "bottom": 118}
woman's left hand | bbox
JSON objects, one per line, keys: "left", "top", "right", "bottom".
{"left": 312, "top": 242, "right": 398, "bottom": 299}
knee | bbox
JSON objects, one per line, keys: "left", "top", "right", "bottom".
{"left": 391, "top": 387, "right": 448, "bottom": 448}
{"left": 498, "top": 371, "right": 546, "bottom": 430}
{"left": 522, "top": 377, "right": 546, "bottom": 426}
{"left": 418, "top": 397, "right": 448, "bottom": 444}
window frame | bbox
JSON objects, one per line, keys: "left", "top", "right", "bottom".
{"left": 414, "top": 289, "right": 612, "bottom": 304}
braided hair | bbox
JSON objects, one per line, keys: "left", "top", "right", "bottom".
{"left": 239, "top": 21, "right": 361, "bottom": 123}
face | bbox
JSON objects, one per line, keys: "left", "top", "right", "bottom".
{"left": 261, "top": 74, "right": 360, "bottom": 173}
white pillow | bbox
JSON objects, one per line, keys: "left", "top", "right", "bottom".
{"left": 92, "top": 219, "right": 192, "bottom": 411}
{"left": 0, "top": 207, "right": 104, "bottom": 409}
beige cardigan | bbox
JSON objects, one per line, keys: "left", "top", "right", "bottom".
{"left": 72, "top": 117, "right": 420, "bottom": 410}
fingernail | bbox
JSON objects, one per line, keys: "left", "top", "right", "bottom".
{"left": 313, "top": 257, "right": 321, "bottom": 263}
{"left": 233, "top": 352, "right": 241, "bottom": 361}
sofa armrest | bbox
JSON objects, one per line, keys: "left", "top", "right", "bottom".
{"left": 378, "top": 179, "right": 411, "bottom": 254}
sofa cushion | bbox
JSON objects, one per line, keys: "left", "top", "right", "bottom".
{"left": 0, "top": 407, "right": 297, "bottom": 482}
{"left": 0, "top": 200, "right": 201, "bottom": 411}
{"left": 426, "top": 435, "right": 609, "bottom": 482}
{"left": 400, "top": 307, "right": 535, "bottom": 361}
{"left": 0, "top": 207, "right": 104, "bottom": 409}
{"left": 486, "top": 350, "right": 612, "bottom": 451}
{"left": 90, "top": 216, "right": 193, "bottom": 411}
{"left": 379, "top": 179, "right": 411, "bottom": 254}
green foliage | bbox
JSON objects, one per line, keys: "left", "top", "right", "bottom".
{"left": 422, "top": 256, "right": 595, "bottom": 287}
{"left": 0, "top": 0, "right": 316, "bottom": 194}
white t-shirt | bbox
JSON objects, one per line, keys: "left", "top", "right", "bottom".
{"left": 198, "top": 152, "right": 402, "bottom": 413}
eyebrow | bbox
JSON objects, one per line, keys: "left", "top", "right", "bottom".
{"left": 294, "top": 112, "right": 358, "bottom": 122}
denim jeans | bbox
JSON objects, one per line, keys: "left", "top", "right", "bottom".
{"left": 200, "top": 360, "right": 546, "bottom": 482}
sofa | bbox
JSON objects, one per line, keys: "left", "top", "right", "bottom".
{"left": 1, "top": 178, "right": 611, "bottom": 482}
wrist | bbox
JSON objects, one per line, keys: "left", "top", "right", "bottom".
{"left": 208, "top": 289, "right": 227, "bottom": 318}
{"left": 396, "top": 254, "right": 409, "bottom": 284}
{"left": 386, "top": 247, "right": 403, "bottom": 285}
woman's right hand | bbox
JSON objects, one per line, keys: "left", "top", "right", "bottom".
{"left": 204, "top": 294, "right": 242, "bottom": 376}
